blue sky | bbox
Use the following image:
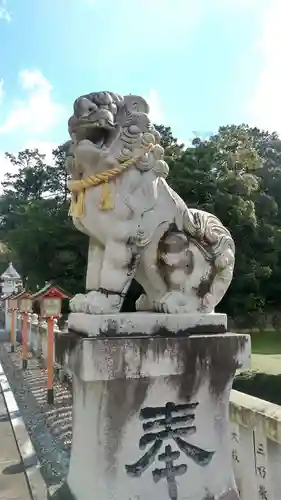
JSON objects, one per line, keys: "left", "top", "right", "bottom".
{"left": 0, "top": 0, "right": 280, "bottom": 179}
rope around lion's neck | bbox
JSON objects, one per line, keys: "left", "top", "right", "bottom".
{"left": 67, "top": 144, "right": 153, "bottom": 218}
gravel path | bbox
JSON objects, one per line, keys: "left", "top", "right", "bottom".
{"left": 0, "top": 342, "right": 73, "bottom": 494}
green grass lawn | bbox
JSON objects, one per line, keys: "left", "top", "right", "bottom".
{"left": 233, "top": 330, "right": 281, "bottom": 404}
{"left": 239, "top": 329, "right": 281, "bottom": 375}
{"left": 250, "top": 329, "right": 281, "bottom": 354}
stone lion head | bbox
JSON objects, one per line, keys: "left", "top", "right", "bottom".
{"left": 66, "top": 91, "right": 169, "bottom": 179}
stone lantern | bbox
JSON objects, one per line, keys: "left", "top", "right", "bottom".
{"left": 1, "top": 262, "right": 22, "bottom": 297}
{"left": 1, "top": 263, "right": 22, "bottom": 337}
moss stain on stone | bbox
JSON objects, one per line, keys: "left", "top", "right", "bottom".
{"left": 98, "top": 323, "right": 226, "bottom": 337}
{"left": 103, "top": 339, "right": 150, "bottom": 476}
{"left": 55, "top": 329, "right": 86, "bottom": 367}
{"left": 180, "top": 335, "right": 248, "bottom": 398}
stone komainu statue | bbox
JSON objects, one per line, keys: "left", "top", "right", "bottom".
{"left": 66, "top": 91, "right": 235, "bottom": 315}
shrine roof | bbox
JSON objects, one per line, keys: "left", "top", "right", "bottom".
{"left": 30, "top": 282, "right": 72, "bottom": 300}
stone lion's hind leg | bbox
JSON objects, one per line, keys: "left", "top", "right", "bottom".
{"left": 135, "top": 242, "right": 168, "bottom": 312}
{"left": 85, "top": 239, "right": 138, "bottom": 314}
{"left": 150, "top": 229, "right": 194, "bottom": 313}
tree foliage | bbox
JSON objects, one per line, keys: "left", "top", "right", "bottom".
{"left": 1, "top": 124, "right": 281, "bottom": 322}
{"left": 0, "top": 148, "right": 88, "bottom": 293}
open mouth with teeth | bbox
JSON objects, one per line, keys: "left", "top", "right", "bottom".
{"left": 76, "top": 121, "right": 116, "bottom": 149}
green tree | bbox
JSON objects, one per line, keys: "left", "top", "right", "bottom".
{"left": 154, "top": 124, "right": 185, "bottom": 161}
{"left": 0, "top": 148, "right": 87, "bottom": 293}
{"left": 168, "top": 125, "right": 280, "bottom": 319}
{"left": 2, "top": 149, "right": 49, "bottom": 200}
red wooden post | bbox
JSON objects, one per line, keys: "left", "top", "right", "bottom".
{"left": 47, "top": 316, "right": 55, "bottom": 404}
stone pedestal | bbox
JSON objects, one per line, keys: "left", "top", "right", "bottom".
{"left": 64, "top": 315, "right": 250, "bottom": 500}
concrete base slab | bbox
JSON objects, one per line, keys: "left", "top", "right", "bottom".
{"left": 0, "top": 362, "right": 48, "bottom": 500}
{"left": 0, "top": 391, "right": 32, "bottom": 500}
{"left": 68, "top": 312, "right": 227, "bottom": 337}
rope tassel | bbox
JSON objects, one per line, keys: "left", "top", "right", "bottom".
{"left": 67, "top": 144, "right": 154, "bottom": 218}
{"left": 69, "top": 191, "right": 85, "bottom": 218}
{"left": 76, "top": 190, "right": 85, "bottom": 217}
{"left": 99, "top": 180, "right": 114, "bottom": 211}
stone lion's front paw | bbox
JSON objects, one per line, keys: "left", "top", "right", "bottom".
{"left": 153, "top": 291, "right": 187, "bottom": 314}
{"left": 70, "top": 294, "right": 87, "bottom": 313}
{"left": 85, "top": 290, "right": 122, "bottom": 314}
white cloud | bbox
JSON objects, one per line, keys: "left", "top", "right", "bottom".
{"left": 0, "top": 71, "right": 63, "bottom": 187}
{"left": 146, "top": 88, "right": 165, "bottom": 124}
{"left": 0, "top": 69, "right": 64, "bottom": 135}
{"left": 249, "top": 0, "right": 281, "bottom": 133}
{"left": 0, "top": 0, "right": 11, "bottom": 22}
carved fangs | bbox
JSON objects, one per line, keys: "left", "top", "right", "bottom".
{"left": 76, "top": 120, "right": 117, "bottom": 148}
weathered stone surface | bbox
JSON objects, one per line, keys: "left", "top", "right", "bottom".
{"left": 65, "top": 91, "right": 235, "bottom": 315}
{"left": 68, "top": 311, "right": 228, "bottom": 337}
{"left": 66, "top": 333, "right": 250, "bottom": 500}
